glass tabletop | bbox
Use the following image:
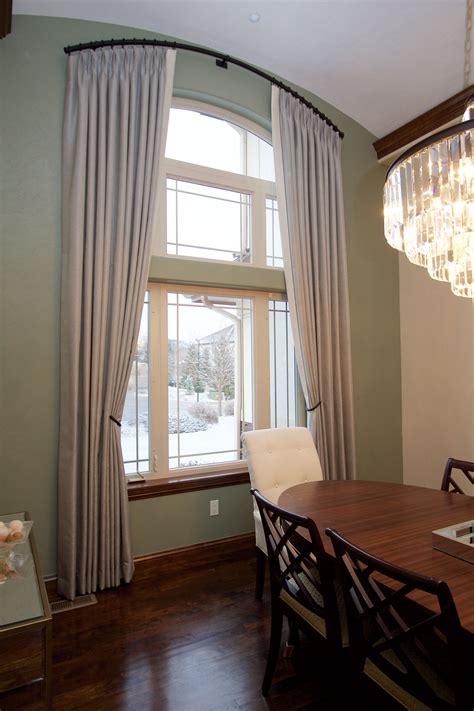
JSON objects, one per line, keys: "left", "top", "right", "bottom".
{"left": 0, "top": 512, "right": 45, "bottom": 628}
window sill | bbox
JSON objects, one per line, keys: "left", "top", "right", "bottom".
{"left": 127, "top": 469, "right": 250, "bottom": 500}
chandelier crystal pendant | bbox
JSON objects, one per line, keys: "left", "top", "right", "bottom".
{"left": 383, "top": 0, "right": 474, "bottom": 298}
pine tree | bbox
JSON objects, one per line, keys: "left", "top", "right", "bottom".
{"left": 181, "top": 340, "right": 207, "bottom": 401}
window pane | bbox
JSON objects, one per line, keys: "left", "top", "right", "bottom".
{"left": 246, "top": 131, "right": 276, "bottom": 181}
{"left": 166, "top": 108, "right": 275, "bottom": 180}
{"left": 168, "top": 292, "right": 253, "bottom": 469}
{"left": 266, "top": 197, "right": 284, "bottom": 268}
{"left": 122, "top": 292, "right": 150, "bottom": 475}
{"left": 269, "top": 299, "right": 296, "bottom": 428}
{"left": 167, "top": 179, "right": 252, "bottom": 262}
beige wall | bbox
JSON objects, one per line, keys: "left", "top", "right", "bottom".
{"left": 400, "top": 256, "right": 474, "bottom": 489}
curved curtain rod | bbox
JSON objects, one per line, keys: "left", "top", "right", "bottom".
{"left": 63, "top": 38, "right": 344, "bottom": 138}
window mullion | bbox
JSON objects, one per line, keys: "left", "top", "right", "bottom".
{"left": 253, "top": 183, "right": 266, "bottom": 267}
{"left": 151, "top": 284, "right": 169, "bottom": 477}
{"left": 155, "top": 174, "right": 168, "bottom": 256}
{"left": 165, "top": 157, "right": 266, "bottom": 193}
{"left": 253, "top": 294, "right": 270, "bottom": 429}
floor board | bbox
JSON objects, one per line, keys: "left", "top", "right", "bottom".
{"left": 48, "top": 546, "right": 399, "bottom": 710}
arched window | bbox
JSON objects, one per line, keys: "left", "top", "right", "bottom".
{"left": 123, "top": 103, "right": 297, "bottom": 480}
{"left": 158, "top": 104, "right": 282, "bottom": 267}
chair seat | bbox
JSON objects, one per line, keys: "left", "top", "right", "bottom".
{"left": 280, "top": 587, "right": 327, "bottom": 637}
{"left": 327, "top": 527, "right": 470, "bottom": 711}
{"left": 364, "top": 658, "right": 432, "bottom": 711}
{"left": 365, "top": 634, "right": 457, "bottom": 710}
{"left": 282, "top": 572, "right": 349, "bottom": 646}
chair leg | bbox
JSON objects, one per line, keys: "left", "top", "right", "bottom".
{"left": 262, "top": 606, "right": 283, "bottom": 696}
{"left": 255, "top": 547, "right": 266, "bottom": 600}
{"left": 283, "top": 621, "right": 299, "bottom": 658}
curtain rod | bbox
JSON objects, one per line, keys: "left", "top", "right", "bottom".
{"left": 63, "top": 38, "right": 344, "bottom": 139}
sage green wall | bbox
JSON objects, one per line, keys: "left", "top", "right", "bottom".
{"left": 130, "top": 485, "right": 253, "bottom": 557}
{"left": 0, "top": 15, "right": 402, "bottom": 576}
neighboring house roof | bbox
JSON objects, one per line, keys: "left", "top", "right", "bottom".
{"left": 197, "top": 324, "right": 234, "bottom": 346}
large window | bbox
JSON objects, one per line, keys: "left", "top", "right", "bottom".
{"left": 123, "top": 104, "right": 298, "bottom": 480}
{"left": 122, "top": 291, "right": 150, "bottom": 476}
{"left": 155, "top": 106, "right": 283, "bottom": 267}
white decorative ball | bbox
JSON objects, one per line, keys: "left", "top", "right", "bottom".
{"left": 9, "top": 520, "right": 24, "bottom": 532}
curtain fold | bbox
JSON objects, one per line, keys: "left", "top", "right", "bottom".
{"left": 58, "top": 46, "right": 176, "bottom": 599}
{"left": 272, "top": 86, "right": 356, "bottom": 481}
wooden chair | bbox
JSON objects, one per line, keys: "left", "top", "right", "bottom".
{"left": 242, "top": 427, "right": 323, "bottom": 599}
{"left": 252, "top": 489, "right": 347, "bottom": 696}
{"left": 326, "top": 527, "right": 473, "bottom": 711}
{"left": 440, "top": 457, "right": 474, "bottom": 494}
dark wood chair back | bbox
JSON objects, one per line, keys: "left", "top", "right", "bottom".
{"left": 441, "top": 457, "right": 474, "bottom": 494}
{"left": 326, "top": 527, "right": 472, "bottom": 710}
{"left": 252, "top": 489, "right": 341, "bottom": 648}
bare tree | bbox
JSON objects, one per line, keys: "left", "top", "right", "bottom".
{"left": 208, "top": 335, "right": 234, "bottom": 416}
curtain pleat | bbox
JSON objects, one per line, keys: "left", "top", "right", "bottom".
{"left": 272, "top": 87, "right": 356, "bottom": 481}
{"left": 58, "top": 47, "right": 176, "bottom": 599}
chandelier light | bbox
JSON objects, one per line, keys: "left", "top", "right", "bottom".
{"left": 383, "top": 0, "right": 474, "bottom": 298}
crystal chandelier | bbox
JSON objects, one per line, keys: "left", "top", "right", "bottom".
{"left": 383, "top": 1, "right": 474, "bottom": 298}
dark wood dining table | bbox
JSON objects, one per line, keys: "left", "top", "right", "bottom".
{"left": 279, "top": 479, "right": 474, "bottom": 633}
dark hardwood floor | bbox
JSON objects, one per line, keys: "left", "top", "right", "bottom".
{"left": 15, "top": 541, "right": 402, "bottom": 710}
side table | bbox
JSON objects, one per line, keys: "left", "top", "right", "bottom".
{"left": 0, "top": 512, "right": 52, "bottom": 709}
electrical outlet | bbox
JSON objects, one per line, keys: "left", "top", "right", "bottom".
{"left": 210, "top": 499, "right": 219, "bottom": 516}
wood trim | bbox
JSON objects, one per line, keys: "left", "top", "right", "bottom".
{"left": 45, "top": 532, "right": 255, "bottom": 602}
{"left": 373, "top": 85, "right": 474, "bottom": 161}
{"left": 0, "top": 0, "right": 12, "bottom": 39}
{"left": 133, "top": 531, "right": 254, "bottom": 563}
{"left": 127, "top": 469, "right": 250, "bottom": 500}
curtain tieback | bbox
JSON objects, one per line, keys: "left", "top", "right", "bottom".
{"left": 110, "top": 415, "right": 122, "bottom": 427}
{"left": 306, "top": 400, "right": 322, "bottom": 413}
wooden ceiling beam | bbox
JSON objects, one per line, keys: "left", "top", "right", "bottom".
{"left": 373, "top": 85, "right": 474, "bottom": 161}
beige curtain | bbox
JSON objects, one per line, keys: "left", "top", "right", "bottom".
{"left": 58, "top": 47, "right": 176, "bottom": 599}
{"left": 272, "top": 86, "right": 356, "bottom": 481}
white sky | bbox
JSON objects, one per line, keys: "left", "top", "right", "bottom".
{"left": 165, "top": 108, "right": 275, "bottom": 181}
{"left": 168, "top": 293, "right": 251, "bottom": 343}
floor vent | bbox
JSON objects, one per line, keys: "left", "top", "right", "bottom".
{"left": 51, "top": 593, "right": 97, "bottom": 614}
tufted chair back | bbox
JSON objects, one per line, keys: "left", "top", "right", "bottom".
{"left": 242, "top": 427, "right": 323, "bottom": 553}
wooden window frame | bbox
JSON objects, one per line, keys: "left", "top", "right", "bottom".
{"left": 126, "top": 101, "right": 298, "bottom": 497}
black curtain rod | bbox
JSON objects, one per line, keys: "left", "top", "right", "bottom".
{"left": 63, "top": 38, "right": 344, "bottom": 139}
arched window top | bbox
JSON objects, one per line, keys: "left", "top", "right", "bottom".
{"left": 160, "top": 102, "right": 282, "bottom": 267}
{"left": 166, "top": 106, "right": 275, "bottom": 182}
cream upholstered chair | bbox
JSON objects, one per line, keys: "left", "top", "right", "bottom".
{"left": 242, "top": 427, "right": 323, "bottom": 599}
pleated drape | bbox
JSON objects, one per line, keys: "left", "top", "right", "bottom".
{"left": 58, "top": 47, "right": 175, "bottom": 599}
{"left": 272, "top": 86, "right": 356, "bottom": 481}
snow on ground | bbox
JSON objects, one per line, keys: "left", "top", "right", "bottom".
{"left": 169, "top": 415, "right": 239, "bottom": 465}
{"left": 122, "top": 415, "right": 239, "bottom": 469}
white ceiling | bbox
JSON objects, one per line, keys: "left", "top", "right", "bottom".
{"left": 14, "top": 0, "right": 470, "bottom": 137}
